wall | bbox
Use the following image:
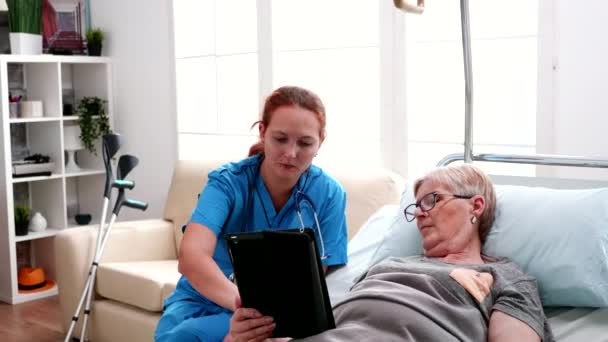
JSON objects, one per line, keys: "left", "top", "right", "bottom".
{"left": 90, "top": 0, "right": 177, "bottom": 220}
{"left": 540, "top": 0, "right": 608, "bottom": 179}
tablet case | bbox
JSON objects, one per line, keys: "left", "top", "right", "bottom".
{"left": 225, "top": 228, "right": 335, "bottom": 338}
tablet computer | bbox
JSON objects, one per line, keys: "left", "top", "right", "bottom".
{"left": 225, "top": 228, "right": 335, "bottom": 338}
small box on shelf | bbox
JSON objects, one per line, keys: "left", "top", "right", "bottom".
{"left": 12, "top": 162, "right": 55, "bottom": 178}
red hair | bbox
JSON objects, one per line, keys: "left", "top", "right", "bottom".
{"left": 248, "top": 86, "right": 326, "bottom": 156}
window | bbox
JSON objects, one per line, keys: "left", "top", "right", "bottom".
{"left": 271, "top": 0, "right": 381, "bottom": 167}
{"left": 172, "top": 0, "right": 539, "bottom": 177}
{"left": 405, "top": 0, "right": 538, "bottom": 178}
{"left": 173, "top": 0, "right": 383, "bottom": 168}
{"left": 173, "top": 0, "right": 259, "bottom": 161}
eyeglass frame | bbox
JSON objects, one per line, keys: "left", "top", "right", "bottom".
{"left": 404, "top": 191, "right": 474, "bottom": 222}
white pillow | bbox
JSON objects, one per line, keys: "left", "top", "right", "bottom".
{"left": 368, "top": 183, "right": 422, "bottom": 266}
{"left": 484, "top": 185, "right": 608, "bottom": 307}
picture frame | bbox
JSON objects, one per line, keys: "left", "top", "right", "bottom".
{"left": 47, "top": 1, "right": 86, "bottom": 54}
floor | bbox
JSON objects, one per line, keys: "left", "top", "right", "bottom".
{"left": 0, "top": 295, "right": 64, "bottom": 342}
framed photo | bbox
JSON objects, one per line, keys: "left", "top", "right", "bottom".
{"left": 53, "top": 2, "right": 81, "bottom": 34}
{"left": 48, "top": 1, "right": 86, "bottom": 54}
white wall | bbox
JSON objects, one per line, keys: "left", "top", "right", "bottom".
{"left": 542, "top": 0, "right": 608, "bottom": 179}
{"left": 90, "top": 0, "right": 177, "bottom": 220}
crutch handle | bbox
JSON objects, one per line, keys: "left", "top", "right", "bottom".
{"left": 124, "top": 199, "right": 148, "bottom": 211}
{"left": 102, "top": 133, "right": 122, "bottom": 198}
{"left": 112, "top": 179, "right": 135, "bottom": 190}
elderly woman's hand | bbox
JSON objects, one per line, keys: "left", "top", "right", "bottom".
{"left": 224, "top": 297, "right": 276, "bottom": 342}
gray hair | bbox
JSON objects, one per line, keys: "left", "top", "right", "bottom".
{"left": 413, "top": 164, "right": 496, "bottom": 243}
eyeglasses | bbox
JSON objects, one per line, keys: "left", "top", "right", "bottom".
{"left": 404, "top": 191, "right": 473, "bottom": 222}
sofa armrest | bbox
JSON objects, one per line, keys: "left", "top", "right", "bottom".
{"left": 55, "top": 218, "right": 176, "bottom": 331}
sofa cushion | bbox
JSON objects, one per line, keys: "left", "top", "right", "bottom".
{"left": 93, "top": 299, "right": 161, "bottom": 342}
{"left": 96, "top": 260, "right": 180, "bottom": 312}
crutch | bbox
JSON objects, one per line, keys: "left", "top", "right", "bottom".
{"left": 79, "top": 155, "right": 147, "bottom": 341}
{"left": 64, "top": 133, "right": 121, "bottom": 342}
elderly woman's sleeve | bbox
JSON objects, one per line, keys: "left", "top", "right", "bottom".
{"left": 492, "top": 278, "right": 548, "bottom": 340}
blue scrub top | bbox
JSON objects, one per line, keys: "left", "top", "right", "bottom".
{"left": 166, "top": 154, "right": 348, "bottom": 308}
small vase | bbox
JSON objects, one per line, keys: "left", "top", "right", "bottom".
{"left": 75, "top": 213, "right": 92, "bottom": 225}
{"left": 29, "top": 212, "right": 48, "bottom": 232}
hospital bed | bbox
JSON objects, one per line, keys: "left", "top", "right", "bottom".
{"left": 326, "top": 159, "right": 608, "bottom": 341}
{"left": 327, "top": 158, "right": 608, "bottom": 342}
{"left": 333, "top": 1, "right": 608, "bottom": 339}
{"left": 356, "top": 1, "right": 608, "bottom": 339}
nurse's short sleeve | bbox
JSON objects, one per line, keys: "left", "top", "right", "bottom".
{"left": 188, "top": 169, "right": 235, "bottom": 236}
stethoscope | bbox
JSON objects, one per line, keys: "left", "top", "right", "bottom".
{"left": 249, "top": 157, "right": 329, "bottom": 260}
{"left": 294, "top": 190, "right": 328, "bottom": 260}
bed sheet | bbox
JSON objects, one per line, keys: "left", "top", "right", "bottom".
{"left": 547, "top": 307, "right": 608, "bottom": 342}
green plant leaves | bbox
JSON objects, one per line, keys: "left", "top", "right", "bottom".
{"left": 86, "top": 28, "right": 104, "bottom": 44}
{"left": 14, "top": 206, "right": 30, "bottom": 225}
{"left": 7, "top": 0, "right": 42, "bottom": 34}
{"left": 76, "top": 97, "right": 112, "bottom": 155}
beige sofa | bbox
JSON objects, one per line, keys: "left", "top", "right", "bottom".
{"left": 55, "top": 159, "right": 405, "bottom": 342}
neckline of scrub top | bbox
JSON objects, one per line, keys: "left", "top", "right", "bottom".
{"left": 254, "top": 169, "right": 309, "bottom": 228}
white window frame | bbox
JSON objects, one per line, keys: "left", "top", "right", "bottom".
{"left": 173, "top": 0, "right": 552, "bottom": 178}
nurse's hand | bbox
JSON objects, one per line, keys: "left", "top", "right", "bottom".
{"left": 225, "top": 297, "right": 276, "bottom": 342}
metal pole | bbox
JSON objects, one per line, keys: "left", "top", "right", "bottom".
{"left": 437, "top": 152, "right": 608, "bottom": 169}
{"left": 460, "top": 0, "right": 474, "bottom": 163}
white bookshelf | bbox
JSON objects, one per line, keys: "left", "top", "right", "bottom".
{"left": 0, "top": 55, "right": 113, "bottom": 304}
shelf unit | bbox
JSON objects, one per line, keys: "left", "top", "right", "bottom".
{"left": 0, "top": 55, "right": 113, "bottom": 304}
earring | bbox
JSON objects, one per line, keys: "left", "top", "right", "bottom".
{"left": 470, "top": 216, "right": 477, "bottom": 224}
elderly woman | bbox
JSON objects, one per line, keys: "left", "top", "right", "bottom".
{"left": 226, "top": 164, "right": 554, "bottom": 342}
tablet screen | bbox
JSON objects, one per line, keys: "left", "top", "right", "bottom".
{"left": 225, "top": 228, "right": 335, "bottom": 338}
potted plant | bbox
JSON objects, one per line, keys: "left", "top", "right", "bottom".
{"left": 76, "top": 96, "right": 111, "bottom": 155}
{"left": 86, "top": 28, "right": 104, "bottom": 56}
{"left": 14, "top": 206, "right": 30, "bottom": 236}
{"left": 7, "top": 0, "right": 42, "bottom": 55}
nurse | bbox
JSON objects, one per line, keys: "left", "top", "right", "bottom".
{"left": 154, "top": 86, "right": 348, "bottom": 342}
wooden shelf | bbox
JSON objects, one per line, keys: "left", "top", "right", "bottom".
{"left": 62, "top": 115, "right": 100, "bottom": 121}
{"left": 64, "top": 169, "right": 105, "bottom": 178}
{"left": 15, "top": 228, "right": 62, "bottom": 242}
{"left": 9, "top": 117, "right": 61, "bottom": 124}
{"left": 0, "top": 54, "right": 110, "bottom": 64}
{"left": 14, "top": 284, "right": 58, "bottom": 304}
{"left": 0, "top": 56, "right": 113, "bottom": 304}
{"left": 12, "top": 173, "right": 63, "bottom": 183}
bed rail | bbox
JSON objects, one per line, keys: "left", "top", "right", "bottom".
{"left": 436, "top": 153, "right": 608, "bottom": 168}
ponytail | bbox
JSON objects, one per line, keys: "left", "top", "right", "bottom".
{"left": 248, "top": 141, "right": 264, "bottom": 157}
